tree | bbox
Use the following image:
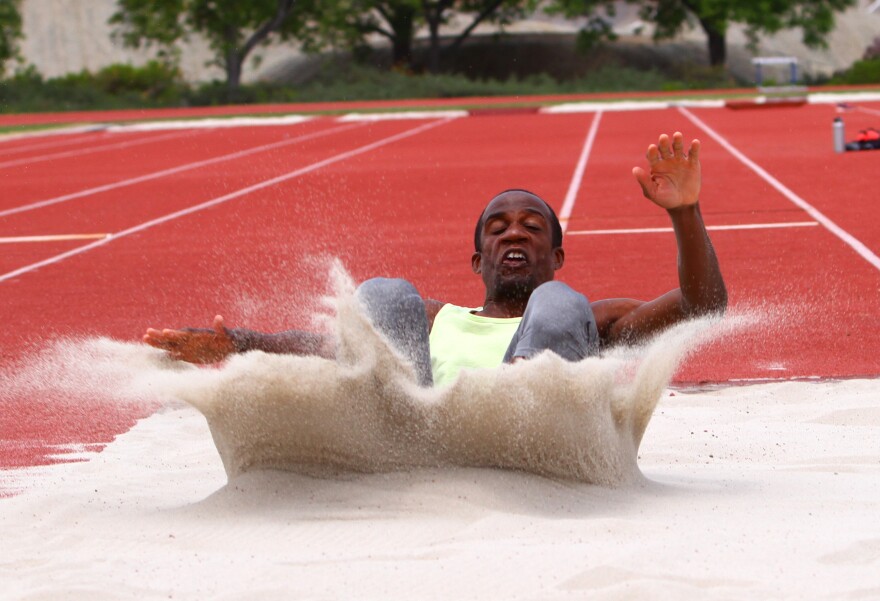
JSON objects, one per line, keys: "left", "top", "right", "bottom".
{"left": 352, "top": 0, "right": 421, "bottom": 68}
{"left": 0, "top": 0, "right": 23, "bottom": 76}
{"left": 110, "top": 0, "right": 304, "bottom": 90}
{"left": 421, "top": 0, "right": 538, "bottom": 73}
{"left": 634, "top": 0, "right": 857, "bottom": 67}
{"left": 544, "top": 0, "right": 621, "bottom": 55}
{"left": 864, "top": 35, "right": 880, "bottom": 60}
{"left": 308, "top": 0, "right": 537, "bottom": 72}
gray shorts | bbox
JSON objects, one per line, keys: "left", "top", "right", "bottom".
{"left": 356, "top": 278, "right": 599, "bottom": 387}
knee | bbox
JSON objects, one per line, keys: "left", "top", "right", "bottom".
{"left": 526, "top": 282, "right": 591, "bottom": 331}
{"left": 530, "top": 281, "right": 589, "bottom": 314}
{"left": 356, "top": 278, "right": 421, "bottom": 310}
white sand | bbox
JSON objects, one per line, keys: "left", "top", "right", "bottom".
{"left": 2, "top": 270, "right": 878, "bottom": 599}
{"left": 2, "top": 379, "right": 878, "bottom": 600}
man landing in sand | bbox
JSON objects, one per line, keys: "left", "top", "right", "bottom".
{"left": 145, "top": 132, "right": 727, "bottom": 387}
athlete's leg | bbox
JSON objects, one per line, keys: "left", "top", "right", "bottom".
{"left": 503, "top": 281, "right": 599, "bottom": 363}
{"left": 356, "top": 277, "right": 433, "bottom": 386}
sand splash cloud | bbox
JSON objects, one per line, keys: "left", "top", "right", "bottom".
{"left": 3, "top": 264, "right": 730, "bottom": 485}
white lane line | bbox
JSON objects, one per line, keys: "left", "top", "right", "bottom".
{"left": 0, "top": 129, "right": 198, "bottom": 170}
{"left": 856, "top": 105, "right": 880, "bottom": 117}
{"left": 678, "top": 106, "right": 880, "bottom": 272}
{"left": 0, "top": 233, "right": 110, "bottom": 243}
{"left": 0, "top": 121, "right": 363, "bottom": 219}
{"left": 0, "top": 124, "right": 106, "bottom": 145}
{"left": 0, "top": 118, "right": 452, "bottom": 284}
{"left": 559, "top": 111, "right": 602, "bottom": 234}
{"left": 338, "top": 111, "right": 468, "bottom": 121}
{"left": 107, "top": 115, "right": 312, "bottom": 132}
{"left": 544, "top": 101, "right": 672, "bottom": 114}
{"left": 567, "top": 221, "right": 818, "bottom": 236}
{"left": 0, "top": 131, "right": 109, "bottom": 158}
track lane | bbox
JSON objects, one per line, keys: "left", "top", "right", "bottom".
{"left": 686, "top": 103, "right": 880, "bottom": 260}
{"left": 2, "top": 108, "right": 878, "bottom": 481}
{"left": 121, "top": 112, "right": 599, "bottom": 328}
{"left": 0, "top": 121, "right": 362, "bottom": 220}
{"left": 564, "top": 108, "right": 880, "bottom": 381}
{"left": 0, "top": 129, "right": 112, "bottom": 157}
{"left": 1, "top": 117, "right": 467, "bottom": 473}
{"left": 0, "top": 129, "right": 203, "bottom": 171}
{"left": 317, "top": 112, "right": 601, "bottom": 305}
{"left": 0, "top": 239, "right": 98, "bottom": 274}
{"left": 0, "top": 120, "right": 431, "bottom": 275}
{"left": 0, "top": 120, "right": 336, "bottom": 212}
{"left": 0, "top": 113, "right": 596, "bottom": 474}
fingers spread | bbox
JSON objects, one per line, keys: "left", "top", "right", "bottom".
{"left": 688, "top": 139, "right": 701, "bottom": 163}
{"left": 632, "top": 167, "right": 652, "bottom": 197}
{"left": 672, "top": 132, "right": 685, "bottom": 159}
{"left": 145, "top": 329, "right": 193, "bottom": 351}
{"left": 213, "top": 315, "right": 226, "bottom": 335}
{"left": 658, "top": 134, "right": 673, "bottom": 159}
{"left": 162, "top": 329, "right": 189, "bottom": 341}
{"left": 144, "top": 334, "right": 176, "bottom": 350}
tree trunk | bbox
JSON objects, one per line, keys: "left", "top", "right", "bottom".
{"left": 426, "top": 17, "right": 441, "bottom": 73}
{"left": 223, "top": 22, "right": 243, "bottom": 93}
{"left": 446, "top": 0, "right": 506, "bottom": 57}
{"left": 706, "top": 27, "right": 726, "bottom": 66}
{"left": 392, "top": 35, "right": 413, "bottom": 67}
{"left": 422, "top": 0, "right": 454, "bottom": 74}
{"left": 226, "top": 50, "right": 243, "bottom": 91}
{"left": 699, "top": 19, "right": 726, "bottom": 67}
{"left": 226, "top": 0, "right": 297, "bottom": 90}
{"left": 384, "top": 4, "right": 416, "bottom": 68}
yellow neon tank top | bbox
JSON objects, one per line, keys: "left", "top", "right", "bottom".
{"left": 429, "top": 304, "right": 522, "bottom": 387}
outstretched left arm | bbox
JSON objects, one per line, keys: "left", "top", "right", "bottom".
{"left": 593, "top": 132, "right": 727, "bottom": 345}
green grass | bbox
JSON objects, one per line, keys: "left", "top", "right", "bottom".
{"left": 1, "top": 59, "right": 878, "bottom": 127}
{"left": 0, "top": 61, "right": 740, "bottom": 116}
{"left": 0, "top": 123, "right": 86, "bottom": 135}
{"left": 829, "top": 58, "right": 880, "bottom": 85}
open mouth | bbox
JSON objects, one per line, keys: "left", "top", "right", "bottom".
{"left": 501, "top": 249, "right": 528, "bottom": 267}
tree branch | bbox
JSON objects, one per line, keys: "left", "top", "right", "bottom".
{"left": 356, "top": 20, "right": 396, "bottom": 41}
{"left": 239, "top": 0, "right": 297, "bottom": 61}
{"left": 447, "top": 0, "right": 506, "bottom": 54}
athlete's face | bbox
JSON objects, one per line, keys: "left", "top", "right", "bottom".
{"left": 472, "top": 192, "right": 564, "bottom": 301}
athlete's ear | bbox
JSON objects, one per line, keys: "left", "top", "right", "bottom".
{"left": 471, "top": 251, "right": 482, "bottom": 274}
{"left": 553, "top": 247, "right": 564, "bottom": 270}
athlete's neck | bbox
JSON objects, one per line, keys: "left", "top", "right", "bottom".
{"left": 474, "top": 298, "right": 528, "bottom": 318}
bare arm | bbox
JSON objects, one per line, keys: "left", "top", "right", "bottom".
{"left": 595, "top": 132, "right": 727, "bottom": 346}
{"left": 144, "top": 315, "right": 332, "bottom": 364}
{"left": 228, "top": 328, "right": 331, "bottom": 357}
{"left": 424, "top": 298, "right": 445, "bottom": 330}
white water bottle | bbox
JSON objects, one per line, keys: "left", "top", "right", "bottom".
{"left": 833, "top": 117, "right": 846, "bottom": 153}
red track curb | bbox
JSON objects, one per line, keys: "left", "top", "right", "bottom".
{"left": 725, "top": 98, "right": 807, "bottom": 110}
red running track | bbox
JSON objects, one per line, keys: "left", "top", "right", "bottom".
{"left": 1, "top": 104, "right": 878, "bottom": 480}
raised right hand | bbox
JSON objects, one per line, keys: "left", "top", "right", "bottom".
{"left": 632, "top": 132, "right": 701, "bottom": 211}
{"left": 143, "top": 315, "right": 235, "bottom": 363}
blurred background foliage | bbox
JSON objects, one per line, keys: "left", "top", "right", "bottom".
{"left": 0, "top": 0, "right": 878, "bottom": 113}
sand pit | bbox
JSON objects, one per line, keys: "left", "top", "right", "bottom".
{"left": 2, "top": 378, "right": 878, "bottom": 599}
{"left": 1, "top": 269, "right": 878, "bottom": 598}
